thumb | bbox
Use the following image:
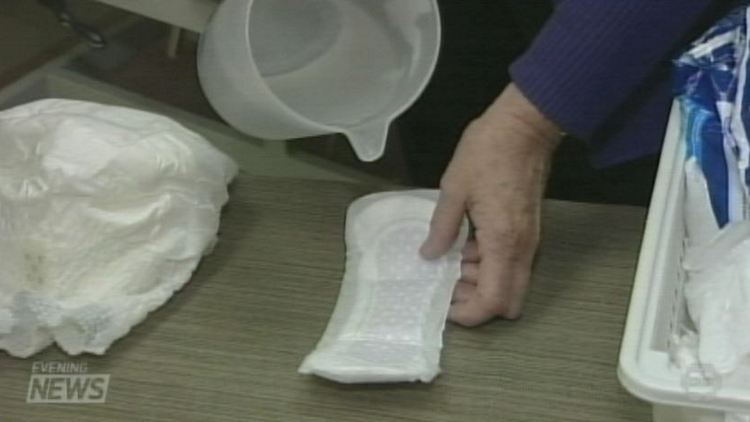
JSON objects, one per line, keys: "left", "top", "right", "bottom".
{"left": 420, "top": 189, "right": 466, "bottom": 259}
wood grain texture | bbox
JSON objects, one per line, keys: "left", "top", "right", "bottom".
{"left": 0, "top": 174, "right": 651, "bottom": 421}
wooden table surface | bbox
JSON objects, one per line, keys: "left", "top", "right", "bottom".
{"left": 0, "top": 174, "right": 651, "bottom": 421}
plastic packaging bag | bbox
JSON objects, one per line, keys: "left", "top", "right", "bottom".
{"left": 684, "top": 221, "right": 750, "bottom": 374}
{"left": 675, "top": 6, "right": 750, "bottom": 228}
{"left": 675, "top": 5, "right": 750, "bottom": 376}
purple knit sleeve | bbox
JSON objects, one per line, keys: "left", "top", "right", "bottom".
{"left": 509, "top": 0, "right": 714, "bottom": 140}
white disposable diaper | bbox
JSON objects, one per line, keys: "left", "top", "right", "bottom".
{"left": 299, "top": 190, "right": 468, "bottom": 383}
{"left": 0, "top": 99, "right": 237, "bottom": 357}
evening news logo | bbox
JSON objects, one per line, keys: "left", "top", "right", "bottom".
{"left": 26, "top": 361, "right": 110, "bottom": 403}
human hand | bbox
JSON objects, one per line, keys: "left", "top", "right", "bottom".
{"left": 420, "top": 83, "right": 561, "bottom": 325}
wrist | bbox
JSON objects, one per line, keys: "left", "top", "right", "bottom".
{"left": 481, "top": 83, "right": 563, "bottom": 153}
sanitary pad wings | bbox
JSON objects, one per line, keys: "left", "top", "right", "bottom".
{"left": 0, "top": 99, "right": 237, "bottom": 357}
{"left": 299, "top": 190, "right": 468, "bottom": 383}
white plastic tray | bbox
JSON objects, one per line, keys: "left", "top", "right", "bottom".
{"left": 618, "top": 102, "right": 750, "bottom": 416}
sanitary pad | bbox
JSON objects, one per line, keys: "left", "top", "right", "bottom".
{"left": 299, "top": 190, "right": 468, "bottom": 383}
{"left": 0, "top": 99, "right": 237, "bottom": 357}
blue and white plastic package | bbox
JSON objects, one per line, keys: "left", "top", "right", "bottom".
{"left": 675, "top": 5, "right": 750, "bottom": 377}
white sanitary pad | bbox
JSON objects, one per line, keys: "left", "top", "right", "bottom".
{"left": 299, "top": 190, "right": 468, "bottom": 383}
{"left": 0, "top": 99, "right": 237, "bottom": 357}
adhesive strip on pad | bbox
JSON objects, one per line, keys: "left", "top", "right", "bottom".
{"left": 299, "top": 190, "right": 468, "bottom": 383}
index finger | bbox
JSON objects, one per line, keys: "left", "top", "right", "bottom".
{"left": 420, "top": 189, "right": 466, "bottom": 259}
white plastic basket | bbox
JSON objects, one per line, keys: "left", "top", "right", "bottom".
{"left": 618, "top": 102, "right": 750, "bottom": 422}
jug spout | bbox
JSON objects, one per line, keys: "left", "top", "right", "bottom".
{"left": 344, "top": 121, "right": 390, "bottom": 162}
